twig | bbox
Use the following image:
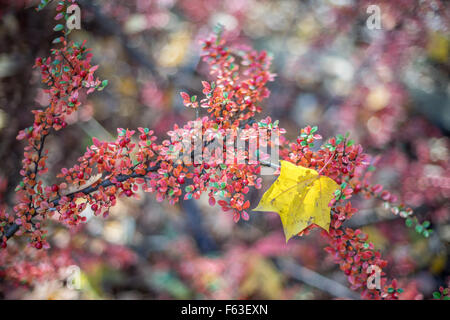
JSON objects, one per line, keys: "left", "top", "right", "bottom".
{"left": 4, "top": 162, "right": 161, "bottom": 239}
{"left": 277, "top": 258, "right": 361, "bottom": 299}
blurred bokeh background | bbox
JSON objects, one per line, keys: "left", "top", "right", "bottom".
{"left": 0, "top": 0, "right": 449, "bottom": 299}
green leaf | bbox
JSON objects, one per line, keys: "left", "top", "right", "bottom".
{"left": 433, "top": 292, "right": 441, "bottom": 299}
{"left": 422, "top": 221, "right": 430, "bottom": 228}
{"left": 53, "top": 24, "right": 64, "bottom": 32}
{"left": 311, "top": 126, "right": 318, "bottom": 133}
{"left": 98, "top": 79, "right": 108, "bottom": 91}
{"left": 405, "top": 218, "right": 413, "bottom": 227}
{"left": 415, "top": 225, "right": 424, "bottom": 234}
{"left": 37, "top": 0, "right": 50, "bottom": 11}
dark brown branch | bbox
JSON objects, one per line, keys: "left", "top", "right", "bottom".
{"left": 4, "top": 162, "right": 161, "bottom": 240}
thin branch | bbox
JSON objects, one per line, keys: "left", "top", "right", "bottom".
{"left": 277, "top": 258, "right": 361, "bottom": 300}
{"left": 4, "top": 162, "right": 161, "bottom": 240}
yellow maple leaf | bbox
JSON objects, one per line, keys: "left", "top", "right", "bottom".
{"left": 253, "top": 160, "right": 339, "bottom": 242}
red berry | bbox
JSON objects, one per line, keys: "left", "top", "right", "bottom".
{"left": 91, "top": 203, "right": 98, "bottom": 211}
{"left": 203, "top": 163, "right": 210, "bottom": 170}
{"left": 341, "top": 167, "right": 348, "bottom": 174}
{"left": 97, "top": 158, "right": 103, "bottom": 164}
{"left": 1, "top": 242, "right": 6, "bottom": 249}
{"left": 35, "top": 242, "right": 43, "bottom": 250}
{"left": 61, "top": 121, "right": 67, "bottom": 128}
{"left": 109, "top": 195, "right": 116, "bottom": 201}
{"left": 242, "top": 179, "right": 249, "bottom": 186}
{"left": 177, "top": 176, "right": 185, "bottom": 184}
{"left": 77, "top": 172, "right": 84, "bottom": 179}
{"left": 70, "top": 202, "right": 77, "bottom": 209}
{"left": 125, "top": 190, "right": 133, "bottom": 197}
{"left": 116, "top": 182, "right": 123, "bottom": 188}
{"left": 51, "top": 184, "right": 59, "bottom": 192}
{"left": 140, "top": 134, "right": 147, "bottom": 140}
